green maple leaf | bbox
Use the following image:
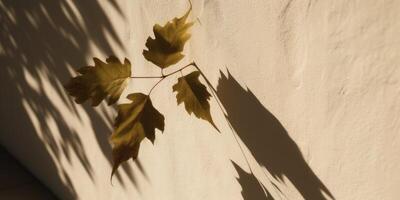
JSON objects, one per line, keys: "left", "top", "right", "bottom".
{"left": 110, "top": 93, "right": 164, "bottom": 177}
{"left": 64, "top": 56, "right": 131, "bottom": 106}
{"left": 143, "top": 4, "right": 194, "bottom": 69}
{"left": 173, "top": 71, "right": 219, "bottom": 131}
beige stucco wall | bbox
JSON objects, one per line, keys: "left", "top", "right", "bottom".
{"left": 1, "top": 0, "right": 399, "bottom": 199}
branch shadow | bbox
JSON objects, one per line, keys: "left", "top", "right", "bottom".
{"left": 216, "top": 71, "right": 334, "bottom": 200}
{"left": 0, "top": 0, "right": 139, "bottom": 198}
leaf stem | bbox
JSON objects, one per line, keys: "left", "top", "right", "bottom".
{"left": 148, "top": 77, "right": 164, "bottom": 95}
{"left": 129, "top": 76, "right": 163, "bottom": 79}
{"left": 146, "top": 62, "right": 195, "bottom": 96}
{"left": 130, "top": 62, "right": 194, "bottom": 79}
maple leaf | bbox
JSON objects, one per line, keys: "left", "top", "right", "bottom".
{"left": 64, "top": 56, "right": 131, "bottom": 106}
{"left": 143, "top": 4, "right": 194, "bottom": 69}
{"left": 110, "top": 93, "right": 165, "bottom": 177}
{"left": 173, "top": 71, "right": 219, "bottom": 131}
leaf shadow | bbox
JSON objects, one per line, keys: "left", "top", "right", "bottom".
{"left": 231, "top": 160, "right": 274, "bottom": 200}
{"left": 216, "top": 70, "right": 334, "bottom": 200}
{"left": 0, "top": 0, "right": 142, "bottom": 197}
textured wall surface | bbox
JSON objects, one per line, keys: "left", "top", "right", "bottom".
{"left": 1, "top": 0, "right": 399, "bottom": 199}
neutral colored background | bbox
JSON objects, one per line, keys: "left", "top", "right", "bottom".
{"left": 1, "top": 0, "right": 399, "bottom": 199}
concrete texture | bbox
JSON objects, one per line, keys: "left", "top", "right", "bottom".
{"left": 1, "top": 0, "right": 399, "bottom": 199}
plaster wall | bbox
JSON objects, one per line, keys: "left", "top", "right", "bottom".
{"left": 1, "top": 0, "right": 399, "bottom": 199}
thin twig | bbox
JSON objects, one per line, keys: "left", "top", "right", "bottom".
{"left": 130, "top": 62, "right": 194, "bottom": 79}
{"left": 165, "top": 62, "right": 194, "bottom": 77}
{"left": 148, "top": 77, "right": 164, "bottom": 96}
{"left": 130, "top": 76, "right": 163, "bottom": 79}
{"left": 146, "top": 62, "right": 195, "bottom": 96}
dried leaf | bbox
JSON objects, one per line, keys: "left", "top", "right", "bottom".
{"left": 143, "top": 4, "right": 194, "bottom": 69}
{"left": 110, "top": 93, "right": 164, "bottom": 177}
{"left": 173, "top": 71, "right": 219, "bottom": 131}
{"left": 64, "top": 56, "right": 131, "bottom": 106}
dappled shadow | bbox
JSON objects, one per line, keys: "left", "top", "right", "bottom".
{"left": 0, "top": 0, "right": 140, "bottom": 197}
{"left": 217, "top": 71, "right": 334, "bottom": 200}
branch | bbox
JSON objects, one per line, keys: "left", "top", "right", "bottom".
{"left": 130, "top": 76, "right": 163, "bottom": 79}
{"left": 130, "top": 62, "right": 194, "bottom": 79}
{"left": 147, "top": 62, "right": 195, "bottom": 95}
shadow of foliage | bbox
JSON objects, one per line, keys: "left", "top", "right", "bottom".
{"left": 231, "top": 161, "right": 273, "bottom": 200}
{"left": 0, "top": 146, "right": 58, "bottom": 199}
{"left": 217, "top": 71, "right": 334, "bottom": 200}
{"left": 0, "top": 0, "right": 139, "bottom": 198}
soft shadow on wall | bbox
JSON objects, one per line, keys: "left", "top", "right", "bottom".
{"left": 0, "top": 1, "right": 140, "bottom": 198}
{"left": 216, "top": 71, "right": 334, "bottom": 200}
{"left": 231, "top": 161, "right": 273, "bottom": 200}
